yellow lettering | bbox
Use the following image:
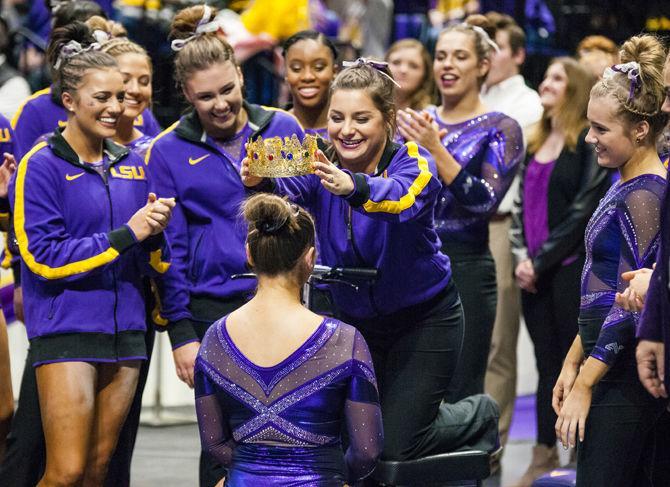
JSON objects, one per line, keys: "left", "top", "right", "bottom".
{"left": 133, "top": 114, "right": 144, "bottom": 126}
{"left": 0, "top": 128, "right": 11, "bottom": 143}
{"left": 110, "top": 166, "right": 146, "bottom": 180}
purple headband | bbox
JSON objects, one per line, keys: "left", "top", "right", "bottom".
{"left": 341, "top": 58, "right": 401, "bottom": 88}
{"left": 603, "top": 62, "right": 641, "bottom": 103}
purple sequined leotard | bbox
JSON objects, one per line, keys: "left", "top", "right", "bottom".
{"left": 424, "top": 108, "right": 524, "bottom": 244}
{"left": 194, "top": 317, "right": 383, "bottom": 486}
{"left": 579, "top": 174, "right": 665, "bottom": 368}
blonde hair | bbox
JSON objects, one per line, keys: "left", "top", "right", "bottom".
{"left": 528, "top": 57, "right": 595, "bottom": 153}
{"left": 85, "top": 15, "right": 127, "bottom": 39}
{"left": 589, "top": 35, "right": 668, "bottom": 142}
{"left": 385, "top": 38, "right": 436, "bottom": 110}
{"left": 577, "top": 35, "right": 618, "bottom": 57}
{"left": 169, "top": 5, "right": 237, "bottom": 88}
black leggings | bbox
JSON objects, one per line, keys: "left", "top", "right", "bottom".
{"left": 442, "top": 243, "right": 498, "bottom": 402}
{"left": 342, "top": 281, "right": 499, "bottom": 461}
{"left": 576, "top": 368, "right": 670, "bottom": 486}
{"left": 521, "top": 258, "right": 582, "bottom": 446}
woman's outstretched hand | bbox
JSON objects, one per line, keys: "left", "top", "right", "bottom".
{"left": 240, "top": 156, "right": 265, "bottom": 188}
{"left": 313, "top": 150, "right": 354, "bottom": 196}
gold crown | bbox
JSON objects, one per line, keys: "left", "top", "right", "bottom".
{"left": 247, "top": 134, "right": 317, "bottom": 178}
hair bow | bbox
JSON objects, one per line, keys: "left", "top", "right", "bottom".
{"left": 467, "top": 24, "right": 500, "bottom": 54}
{"left": 171, "top": 5, "right": 222, "bottom": 51}
{"left": 54, "top": 40, "right": 101, "bottom": 69}
{"left": 603, "top": 61, "right": 641, "bottom": 103}
{"left": 341, "top": 58, "right": 401, "bottom": 88}
{"left": 92, "top": 29, "right": 111, "bottom": 44}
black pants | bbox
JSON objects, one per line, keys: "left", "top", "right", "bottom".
{"left": 442, "top": 243, "right": 498, "bottom": 402}
{"left": 576, "top": 366, "right": 670, "bottom": 486}
{"left": 191, "top": 295, "right": 249, "bottom": 487}
{"left": 341, "top": 282, "right": 499, "bottom": 461}
{"left": 521, "top": 258, "right": 582, "bottom": 446}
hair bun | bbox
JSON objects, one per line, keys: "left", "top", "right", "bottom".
{"left": 46, "top": 21, "right": 95, "bottom": 70}
{"left": 464, "top": 13, "right": 496, "bottom": 41}
{"left": 170, "top": 4, "right": 218, "bottom": 40}
{"left": 619, "top": 35, "right": 666, "bottom": 92}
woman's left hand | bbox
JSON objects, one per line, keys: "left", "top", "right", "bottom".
{"left": 313, "top": 150, "right": 354, "bottom": 196}
{"left": 0, "top": 153, "right": 17, "bottom": 199}
{"left": 555, "top": 378, "right": 592, "bottom": 449}
{"left": 396, "top": 108, "right": 446, "bottom": 153}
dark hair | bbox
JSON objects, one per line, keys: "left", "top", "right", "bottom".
{"left": 169, "top": 5, "right": 237, "bottom": 88}
{"left": 331, "top": 63, "right": 397, "bottom": 139}
{"left": 485, "top": 12, "right": 526, "bottom": 56}
{"left": 52, "top": 1, "right": 106, "bottom": 30}
{"left": 243, "top": 194, "right": 315, "bottom": 279}
{"left": 46, "top": 21, "right": 117, "bottom": 99}
{"left": 282, "top": 30, "right": 338, "bottom": 63}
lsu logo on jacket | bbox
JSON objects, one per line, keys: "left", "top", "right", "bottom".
{"left": 110, "top": 166, "right": 146, "bottom": 180}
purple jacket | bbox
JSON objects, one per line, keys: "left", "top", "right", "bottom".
{"left": 270, "top": 141, "right": 451, "bottom": 319}
{"left": 9, "top": 130, "right": 170, "bottom": 342}
{"left": 11, "top": 86, "right": 161, "bottom": 159}
{"left": 146, "top": 103, "right": 304, "bottom": 347}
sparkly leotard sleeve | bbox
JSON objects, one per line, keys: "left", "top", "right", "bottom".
{"left": 579, "top": 174, "right": 665, "bottom": 366}
{"left": 194, "top": 317, "right": 383, "bottom": 486}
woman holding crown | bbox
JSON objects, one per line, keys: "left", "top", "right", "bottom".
{"left": 242, "top": 60, "right": 499, "bottom": 463}
{"left": 144, "top": 5, "right": 304, "bottom": 486}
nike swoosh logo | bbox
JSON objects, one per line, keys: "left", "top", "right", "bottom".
{"left": 65, "top": 172, "right": 85, "bottom": 181}
{"left": 188, "top": 154, "right": 210, "bottom": 165}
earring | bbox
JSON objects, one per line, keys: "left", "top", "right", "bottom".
{"left": 636, "top": 137, "right": 642, "bottom": 144}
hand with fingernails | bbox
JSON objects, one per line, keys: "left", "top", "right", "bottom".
{"left": 396, "top": 108, "right": 447, "bottom": 153}
{"left": 312, "top": 150, "right": 354, "bottom": 196}
{"left": 0, "top": 153, "right": 17, "bottom": 199}
{"left": 127, "top": 192, "right": 175, "bottom": 241}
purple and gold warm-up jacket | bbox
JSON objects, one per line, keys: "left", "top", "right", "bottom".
{"left": 269, "top": 141, "right": 452, "bottom": 320}
{"left": 9, "top": 130, "right": 170, "bottom": 357}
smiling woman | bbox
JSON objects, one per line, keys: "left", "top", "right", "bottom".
{"left": 396, "top": 15, "right": 524, "bottom": 404}
{"left": 242, "top": 60, "right": 500, "bottom": 467}
{"left": 282, "top": 30, "right": 338, "bottom": 139}
{"left": 8, "top": 20, "right": 173, "bottom": 487}
{"left": 144, "top": 6, "right": 305, "bottom": 485}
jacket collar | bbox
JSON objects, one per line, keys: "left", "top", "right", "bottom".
{"left": 174, "top": 101, "right": 275, "bottom": 143}
{"left": 48, "top": 127, "right": 129, "bottom": 168}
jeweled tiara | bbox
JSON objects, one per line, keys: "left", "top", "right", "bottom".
{"left": 247, "top": 134, "right": 317, "bottom": 178}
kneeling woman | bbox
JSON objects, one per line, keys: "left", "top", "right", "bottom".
{"left": 243, "top": 61, "right": 499, "bottom": 461}
{"left": 195, "top": 193, "right": 383, "bottom": 485}
{"left": 9, "top": 23, "right": 173, "bottom": 486}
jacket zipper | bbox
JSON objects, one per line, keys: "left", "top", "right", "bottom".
{"left": 346, "top": 207, "right": 381, "bottom": 316}
{"left": 101, "top": 169, "right": 120, "bottom": 352}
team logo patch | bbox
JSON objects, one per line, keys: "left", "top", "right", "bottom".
{"left": 110, "top": 166, "right": 146, "bottom": 180}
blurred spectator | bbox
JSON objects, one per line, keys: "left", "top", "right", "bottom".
{"left": 330, "top": 0, "right": 393, "bottom": 59}
{"left": 385, "top": 38, "right": 436, "bottom": 111}
{"left": 576, "top": 35, "right": 619, "bottom": 79}
{"left": 480, "top": 12, "right": 542, "bottom": 468}
{"left": 0, "top": 17, "right": 30, "bottom": 119}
